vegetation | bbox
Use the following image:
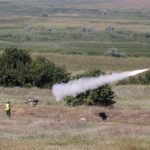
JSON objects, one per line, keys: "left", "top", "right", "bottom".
{"left": 0, "top": 1, "right": 150, "bottom": 56}
{"left": 118, "top": 70, "right": 150, "bottom": 85}
{"left": 34, "top": 53, "right": 150, "bottom": 74}
{"left": 0, "top": 85, "right": 150, "bottom": 150}
{"left": 107, "top": 47, "right": 127, "bottom": 57}
{"left": 0, "top": 0, "right": 150, "bottom": 149}
{"left": 64, "top": 70, "right": 115, "bottom": 106}
{"left": 0, "top": 48, "right": 70, "bottom": 88}
{"left": 0, "top": 27, "right": 150, "bottom": 56}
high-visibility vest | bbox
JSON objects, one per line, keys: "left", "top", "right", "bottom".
{"left": 5, "top": 103, "right": 10, "bottom": 111}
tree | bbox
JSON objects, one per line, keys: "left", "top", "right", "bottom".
{"left": 28, "top": 56, "right": 56, "bottom": 88}
{"left": 0, "top": 48, "right": 32, "bottom": 68}
{"left": 53, "top": 66, "right": 71, "bottom": 84}
{"left": 0, "top": 48, "right": 70, "bottom": 88}
{"left": 64, "top": 70, "right": 115, "bottom": 107}
{"left": 0, "top": 48, "right": 32, "bottom": 86}
{"left": 28, "top": 56, "right": 70, "bottom": 88}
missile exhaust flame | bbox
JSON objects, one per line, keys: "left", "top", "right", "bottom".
{"left": 129, "top": 69, "right": 149, "bottom": 76}
{"left": 52, "top": 69, "right": 149, "bottom": 102}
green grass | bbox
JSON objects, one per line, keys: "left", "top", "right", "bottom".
{"left": 31, "top": 53, "right": 150, "bottom": 73}
{"left": 0, "top": 1, "right": 150, "bottom": 56}
{"left": 0, "top": 27, "right": 150, "bottom": 56}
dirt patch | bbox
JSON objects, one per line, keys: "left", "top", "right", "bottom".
{"left": 10, "top": 105, "right": 150, "bottom": 126}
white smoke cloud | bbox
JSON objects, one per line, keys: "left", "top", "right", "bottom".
{"left": 52, "top": 69, "right": 149, "bottom": 102}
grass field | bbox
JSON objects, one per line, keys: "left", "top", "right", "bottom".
{"left": 0, "top": 0, "right": 150, "bottom": 56}
{"left": 0, "top": 85, "right": 150, "bottom": 150}
{"left": 0, "top": 18, "right": 150, "bottom": 56}
{"left": 32, "top": 53, "right": 150, "bottom": 74}
{"left": 0, "top": 0, "right": 150, "bottom": 149}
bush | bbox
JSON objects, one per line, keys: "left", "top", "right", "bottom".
{"left": 64, "top": 70, "right": 115, "bottom": 107}
{"left": 107, "top": 47, "right": 127, "bottom": 58}
{"left": 105, "top": 25, "right": 115, "bottom": 32}
{"left": 28, "top": 56, "right": 70, "bottom": 88}
{"left": 0, "top": 48, "right": 32, "bottom": 86}
{"left": 0, "top": 47, "right": 32, "bottom": 68}
{"left": 41, "top": 13, "right": 48, "bottom": 17}
{"left": 0, "top": 48, "right": 70, "bottom": 88}
{"left": 27, "top": 56, "right": 56, "bottom": 88}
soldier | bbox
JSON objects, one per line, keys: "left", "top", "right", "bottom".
{"left": 5, "top": 101, "right": 11, "bottom": 118}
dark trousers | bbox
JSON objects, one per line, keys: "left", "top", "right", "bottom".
{"left": 6, "top": 110, "right": 11, "bottom": 117}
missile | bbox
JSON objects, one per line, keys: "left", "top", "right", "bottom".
{"left": 129, "top": 69, "right": 149, "bottom": 77}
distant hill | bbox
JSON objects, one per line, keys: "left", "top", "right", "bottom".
{"left": 70, "top": 0, "right": 150, "bottom": 9}
{"left": 0, "top": 0, "right": 150, "bottom": 10}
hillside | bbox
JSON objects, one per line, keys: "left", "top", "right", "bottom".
{"left": 0, "top": 0, "right": 150, "bottom": 16}
{"left": 0, "top": 0, "right": 150, "bottom": 57}
{"left": 74, "top": 0, "right": 150, "bottom": 9}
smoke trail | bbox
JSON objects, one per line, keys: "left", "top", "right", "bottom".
{"left": 52, "top": 69, "right": 149, "bottom": 102}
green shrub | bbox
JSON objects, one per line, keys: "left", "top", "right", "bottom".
{"left": 64, "top": 70, "right": 115, "bottom": 107}
{"left": 0, "top": 48, "right": 70, "bottom": 88}
{"left": 0, "top": 48, "right": 32, "bottom": 86}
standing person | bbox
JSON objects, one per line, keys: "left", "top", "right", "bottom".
{"left": 5, "top": 101, "right": 11, "bottom": 118}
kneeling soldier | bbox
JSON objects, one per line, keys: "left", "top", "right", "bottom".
{"left": 5, "top": 101, "right": 11, "bottom": 118}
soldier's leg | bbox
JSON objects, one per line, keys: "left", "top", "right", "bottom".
{"left": 6, "top": 110, "right": 11, "bottom": 117}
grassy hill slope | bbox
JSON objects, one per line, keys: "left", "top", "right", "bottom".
{"left": 0, "top": 0, "right": 150, "bottom": 56}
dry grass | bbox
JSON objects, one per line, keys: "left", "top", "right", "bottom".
{"left": 32, "top": 53, "right": 150, "bottom": 74}
{"left": 32, "top": 17, "right": 150, "bottom": 32}
{"left": 0, "top": 85, "right": 150, "bottom": 150}
{"left": 0, "top": 106, "right": 150, "bottom": 150}
{"left": 1, "top": 16, "right": 150, "bottom": 32}
{"left": 72, "top": 0, "right": 150, "bottom": 9}
{"left": 0, "top": 86, "right": 53, "bottom": 105}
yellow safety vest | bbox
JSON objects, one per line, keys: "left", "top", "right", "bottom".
{"left": 5, "top": 103, "right": 10, "bottom": 111}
